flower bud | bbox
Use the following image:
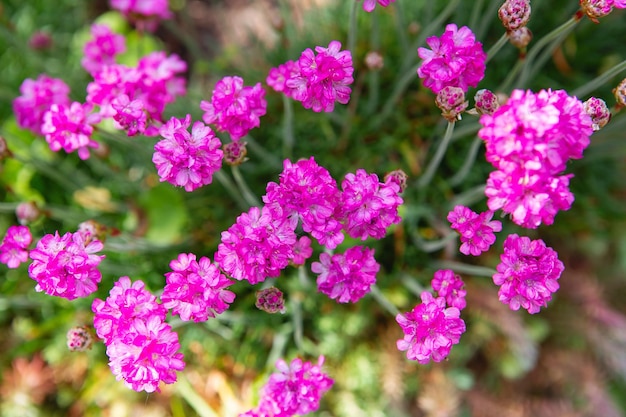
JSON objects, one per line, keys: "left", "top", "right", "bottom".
{"left": 16, "top": 201, "right": 42, "bottom": 224}
{"left": 223, "top": 141, "right": 248, "bottom": 166}
{"left": 473, "top": 89, "right": 500, "bottom": 115}
{"left": 364, "top": 51, "right": 384, "bottom": 70}
{"left": 508, "top": 26, "right": 533, "bottom": 49}
{"left": 579, "top": 0, "right": 613, "bottom": 21}
{"left": 498, "top": 0, "right": 531, "bottom": 31}
{"left": 255, "top": 287, "right": 285, "bottom": 314}
{"left": 384, "top": 169, "right": 409, "bottom": 193}
{"left": 614, "top": 78, "right": 626, "bottom": 108}
{"left": 435, "top": 86, "right": 468, "bottom": 121}
{"left": 583, "top": 97, "right": 611, "bottom": 130}
{"left": 77, "top": 219, "right": 108, "bottom": 243}
{"left": 28, "top": 31, "right": 53, "bottom": 50}
{"left": 66, "top": 326, "right": 94, "bottom": 351}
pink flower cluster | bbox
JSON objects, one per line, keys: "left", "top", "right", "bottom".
{"left": 431, "top": 269, "right": 467, "bottom": 310}
{"left": 493, "top": 234, "right": 564, "bottom": 314}
{"left": 81, "top": 24, "right": 126, "bottom": 75}
{"left": 13, "top": 75, "right": 70, "bottom": 135}
{"left": 42, "top": 102, "right": 102, "bottom": 160}
{"left": 92, "top": 276, "right": 185, "bottom": 392}
{"left": 311, "top": 246, "right": 380, "bottom": 303}
{"left": 161, "top": 253, "right": 235, "bottom": 322}
{"left": 152, "top": 114, "right": 223, "bottom": 191}
{"left": 417, "top": 24, "right": 486, "bottom": 94}
{"left": 109, "top": 0, "right": 172, "bottom": 32}
{"left": 360, "top": 0, "right": 396, "bottom": 12}
{"left": 28, "top": 230, "right": 105, "bottom": 300}
{"left": 269, "top": 41, "right": 354, "bottom": 112}
{"left": 396, "top": 291, "right": 466, "bottom": 364}
{"left": 0, "top": 225, "right": 32, "bottom": 269}
{"left": 478, "top": 89, "right": 594, "bottom": 228}
{"left": 200, "top": 76, "right": 267, "bottom": 140}
{"left": 447, "top": 205, "right": 502, "bottom": 256}
{"left": 240, "top": 356, "right": 333, "bottom": 417}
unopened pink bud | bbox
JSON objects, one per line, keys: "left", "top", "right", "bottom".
{"left": 583, "top": 97, "right": 611, "bottom": 130}
{"left": 435, "top": 86, "right": 468, "bottom": 121}
{"left": 498, "top": 0, "right": 532, "bottom": 31}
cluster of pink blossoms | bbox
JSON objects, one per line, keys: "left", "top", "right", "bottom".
{"left": 42, "top": 102, "right": 102, "bottom": 160}
{"left": 81, "top": 24, "right": 126, "bottom": 75}
{"left": 240, "top": 356, "right": 334, "bottom": 417}
{"left": 359, "top": 0, "right": 396, "bottom": 12}
{"left": 417, "top": 24, "right": 486, "bottom": 94}
{"left": 447, "top": 205, "right": 502, "bottom": 256}
{"left": 0, "top": 225, "right": 32, "bottom": 269}
{"left": 493, "top": 234, "right": 564, "bottom": 314}
{"left": 431, "top": 269, "right": 467, "bottom": 310}
{"left": 152, "top": 114, "right": 223, "bottom": 191}
{"left": 109, "top": 0, "right": 172, "bottom": 32}
{"left": 28, "top": 230, "right": 105, "bottom": 300}
{"left": 478, "top": 89, "right": 594, "bottom": 228}
{"left": 200, "top": 76, "right": 267, "bottom": 141}
{"left": 268, "top": 41, "right": 354, "bottom": 113}
{"left": 92, "top": 277, "right": 185, "bottom": 392}
{"left": 161, "top": 253, "right": 235, "bottom": 322}
{"left": 12, "top": 75, "right": 70, "bottom": 135}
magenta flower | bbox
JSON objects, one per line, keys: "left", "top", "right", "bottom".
{"left": 287, "top": 40, "right": 354, "bottom": 112}
{"left": 340, "top": 168, "right": 403, "bottom": 240}
{"left": 92, "top": 276, "right": 167, "bottom": 346}
{"left": 431, "top": 269, "right": 467, "bottom": 310}
{"left": 266, "top": 60, "right": 301, "bottom": 99}
{"left": 28, "top": 231, "right": 105, "bottom": 300}
{"left": 263, "top": 157, "right": 344, "bottom": 249}
{"left": 493, "top": 234, "right": 564, "bottom": 314}
{"left": 447, "top": 205, "right": 502, "bottom": 256}
{"left": 81, "top": 23, "right": 126, "bottom": 75}
{"left": 417, "top": 24, "right": 486, "bottom": 94}
{"left": 111, "top": 93, "right": 147, "bottom": 136}
{"left": 152, "top": 115, "right": 223, "bottom": 191}
{"left": 109, "top": 0, "right": 172, "bottom": 32}
{"left": 200, "top": 76, "right": 267, "bottom": 140}
{"left": 242, "top": 356, "right": 333, "bottom": 417}
{"left": 42, "top": 102, "right": 101, "bottom": 160}
{"left": 311, "top": 246, "right": 380, "bottom": 303}
{"left": 0, "top": 225, "right": 32, "bottom": 269}
{"left": 215, "top": 205, "right": 296, "bottom": 284}
{"left": 361, "top": 0, "right": 396, "bottom": 12}
{"left": 13, "top": 74, "right": 70, "bottom": 135}
{"left": 106, "top": 315, "right": 185, "bottom": 393}
{"left": 161, "top": 253, "right": 235, "bottom": 322}
{"left": 290, "top": 236, "right": 313, "bottom": 266}
{"left": 396, "top": 292, "right": 466, "bottom": 364}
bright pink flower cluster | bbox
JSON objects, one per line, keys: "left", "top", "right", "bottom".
{"left": 0, "top": 225, "right": 32, "bottom": 269}
{"left": 241, "top": 356, "right": 334, "bottom": 417}
{"left": 311, "top": 246, "right": 380, "bottom": 303}
{"left": 200, "top": 76, "right": 267, "bottom": 140}
{"left": 92, "top": 276, "right": 184, "bottom": 392}
{"left": 109, "top": 0, "right": 172, "bottom": 32}
{"left": 291, "top": 236, "right": 313, "bottom": 266}
{"left": 431, "top": 269, "right": 467, "bottom": 310}
{"left": 42, "top": 102, "right": 102, "bottom": 160}
{"left": 13, "top": 75, "right": 70, "bottom": 135}
{"left": 28, "top": 231, "right": 105, "bottom": 300}
{"left": 152, "top": 114, "right": 223, "bottom": 191}
{"left": 492, "top": 234, "right": 564, "bottom": 314}
{"left": 447, "top": 205, "right": 502, "bottom": 256}
{"left": 417, "top": 24, "right": 486, "bottom": 94}
{"left": 215, "top": 204, "right": 296, "bottom": 285}
{"left": 271, "top": 41, "right": 353, "bottom": 113}
{"left": 81, "top": 24, "right": 126, "bottom": 75}
{"left": 161, "top": 253, "right": 235, "bottom": 322}
{"left": 396, "top": 292, "right": 466, "bottom": 364}
{"left": 478, "top": 89, "right": 594, "bottom": 228}
{"left": 360, "top": 0, "right": 396, "bottom": 12}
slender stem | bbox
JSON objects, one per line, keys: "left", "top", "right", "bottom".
{"left": 213, "top": 170, "right": 248, "bottom": 210}
{"left": 449, "top": 136, "right": 484, "bottom": 187}
{"left": 431, "top": 260, "right": 497, "bottom": 277}
{"left": 450, "top": 184, "right": 487, "bottom": 207}
{"left": 347, "top": 1, "right": 359, "bottom": 55}
{"left": 291, "top": 295, "right": 304, "bottom": 351}
{"left": 400, "top": 274, "right": 426, "bottom": 298}
{"left": 370, "top": 285, "right": 400, "bottom": 316}
{"left": 417, "top": 121, "right": 456, "bottom": 189}
{"left": 365, "top": 11, "right": 381, "bottom": 115}
{"left": 486, "top": 32, "right": 509, "bottom": 64}
{"left": 573, "top": 59, "right": 626, "bottom": 98}
{"left": 231, "top": 165, "right": 260, "bottom": 208}
{"left": 469, "top": 0, "right": 485, "bottom": 31}
{"left": 176, "top": 376, "right": 220, "bottom": 417}
{"left": 411, "top": 231, "right": 458, "bottom": 253}
{"left": 392, "top": 0, "right": 409, "bottom": 55}
{"left": 281, "top": 94, "right": 295, "bottom": 160}
{"left": 244, "top": 134, "right": 282, "bottom": 168}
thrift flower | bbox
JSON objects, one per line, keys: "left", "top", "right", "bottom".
{"left": 311, "top": 246, "right": 380, "bottom": 303}
{"left": 256, "top": 287, "right": 286, "bottom": 314}
{"left": 81, "top": 23, "right": 126, "bottom": 75}
{"left": 583, "top": 97, "right": 611, "bottom": 130}
{"left": 360, "top": 0, "right": 396, "bottom": 12}
{"left": 431, "top": 269, "right": 467, "bottom": 310}
{"left": 161, "top": 253, "right": 235, "bottom": 322}
{"left": 0, "top": 225, "right": 32, "bottom": 269}
{"left": 111, "top": 94, "right": 147, "bottom": 136}
{"left": 473, "top": 89, "right": 500, "bottom": 115}
{"left": 13, "top": 75, "right": 70, "bottom": 135}
{"left": 498, "top": 0, "right": 532, "bottom": 31}
{"left": 266, "top": 60, "right": 301, "bottom": 99}
{"left": 110, "top": 0, "right": 172, "bottom": 32}
{"left": 435, "top": 86, "right": 468, "bottom": 121}
{"left": 447, "top": 205, "right": 502, "bottom": 256}
{"left": 493, "top": 234, "right": 564, "bottom": 314}
{"left": 417, "top": 24, "right": 486, "bottom": 94}
{"left": 41, "top": 102, "right": 101, "bottom": 160}
{"left": 291, "top": 236, "right": 313, "bottom": 266}
{"left": 396, "top": 292, "right": 466, "bottom": 364}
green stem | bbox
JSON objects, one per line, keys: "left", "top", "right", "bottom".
{"left": 431, "top": 260, "right": 497, "bottom": 277}
{"left": 417, "top": 121, "right": 456, "bottom": 189}
{"left": 469, "top": 0, "right": 485, "bottom": 31}
{"left": 450, "top": 184, "right": 487, "bottom": 207}
{"left": 392, "top": 0, "right": 409, "bottom": 56}
{"left": 365, "top": 11, "right": 381, "bottom": 115}
{"left": 400, "top": 275, "right": 426, "bottom": 298}
{"left": 213, "top": 170, "right": 248, "bottom": 210}
{"left": 449, "top": 136, "right": 484, "bottom": 187}
{"left": 231, "top": 165, "right": 260, "bottom": 207}
{"left": 370, "top": 285, "right": 400, "bottom": 316}
{"left": 281, "top": 94, "right": 295, "bottom": 160}
{"left": 347, "top": 0, "right": 359, "bottom": 55}
{"left": 572, "top": 59, "right": 626, "bottom": 98}
{"left": 486, "top": 32, "right": 509, "bottom": 64}
{"left": 244, "top": 134, "right": 282, "bottom": 168}
{"left": 176, "top": 376, "right": 220, "bottom": 417}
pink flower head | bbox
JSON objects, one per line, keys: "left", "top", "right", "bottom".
{"left": 111, "top": 93, "right": 147, "bottom": 136}
{"left": 92, "top": 276, "right": 166, "bottom": 345}
{"left": 161, "top": 253, "right": 235, "bottom": 322}
{"left": 287, "top": 40, "right": 354, "bottom": 112}
{"left": 266, "top": 60, "right": 301, "bottom": 99}
{"left": 493, "top": 234, "right": 564, "bottom": 314}
{"left": 583, "top": 96, "right": 611, "bottom": 131}
{"left": 447, "top": 205, "right": 502, "bottom": 256}
{"left": 255, "top": 287, "right": 285, "bottom": 314}
{"left": 200, "top": 76, "right": 267, "bottom": 140}
{"left": 340, "top": 169, "right": 403, "bottom": 240}
{"left": 417, "top": 24, "right": 486, "bottom": 94}
{"left": 311, "top": 246, "right": 379, "bottom": 303}
{"left": 152, "top": 115, "right": 223, "bottom": 191}
{"left": 109, "top": 0, "right": 172, "bottom": 32}
{"left": 13, "top": 75, "right": 70, "bottom": 135}
{"left": 81, "top": 23, "right": 126, "bottom": 75}
{"left": 396, "top": 292, "right": 466, "bottom": 364}
{"left": 42, "top": 102, "right": 101, "bottom": 160}
{"left": 215, "top": 205, "right": 296, "bottom": 284}
{"left": 246, "top": 356, "right": 333, "bottom": 417}
{"left": 0, "top": 225, "right": 32, "bottom": 269}
{"left": 361, "top": 0, "right": 396, "bottom": 12}
{"left": 28, "top": 231, "right": 105, "bottom": 300}
{"left": 106, "top": 315, "right": 185, "bottom": 392}
{"left": 431, "top": 269, "right": 467, "bottom": 310}
{"left": 291, "top": 236, "right": 313, "bottom": 266}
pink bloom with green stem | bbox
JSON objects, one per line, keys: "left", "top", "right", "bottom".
{"left": 360, "top": 0, "right": 396, "bottom": 12}
{"left": 431, "top": 269, "right": 467, "bottom": 310}
{"left": 13, "top": 74, "right": 70, "bottom": 135}
{"left": 109, "top": 0, "right": 172, "bottom": 32}
{"left": 447, "top": 205, "right": 502, "bottom": 256}
{"left": 0, "top": 225, "right": 32, "bottom": 269}
{"left": 41, "top": 102, "right": 101, "bottom": 160}
{"left": 81, "top": 23, "right": 126, "bottom": 75}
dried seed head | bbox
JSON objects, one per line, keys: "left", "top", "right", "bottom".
{"left": 223, "top": 141, "right": 248, "bottom": 166}
{"left": 508, "top": 26, "right": 533, "bottom": 49}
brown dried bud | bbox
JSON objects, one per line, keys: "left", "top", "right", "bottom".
{"left": 384, "top": 169, "right": 408, "bottom": 193}
{"left": 435, "top": 86, "right": 468, "bottom": 122}
{"left": 364, "top": 51, "right": 384, "bottom": 70}
{"left": 614, "top": 78, "right": 626, "bottom": 108}
{"left": 498, "top": 0, "right": 532, "bottom": 31}
{"left": 223, "top": 141, "right": 248, "bottom": 166}
{"left": 583, "top": 97, "right": 611, "bottom": 131}
{"left": 255, "top": 287, "right": 285, "bottom": 314}
{"left": 66, "top": 326, "right": 94, "bottom": 351}
{"left": 508, "top": 26, "right": 533, "bottom": 49}
{"left": 580, "top": 0, "right": 613, "bottom": 21}
{"left": 473, "top": 89, "right": 501, "bottom": 115}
